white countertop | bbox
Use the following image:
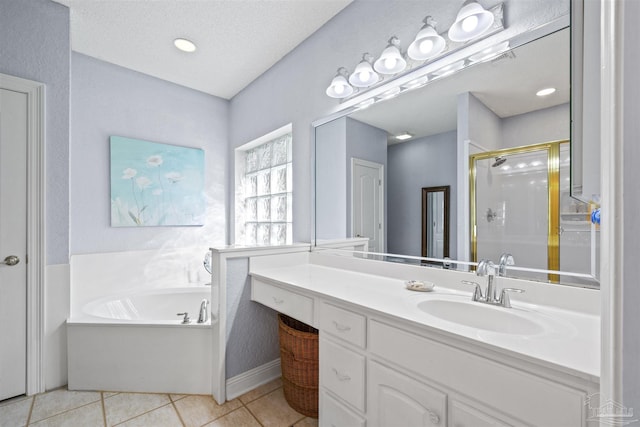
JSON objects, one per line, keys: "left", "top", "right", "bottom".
{"left": 250, "top": 254, "right": 600, "bottom": 382}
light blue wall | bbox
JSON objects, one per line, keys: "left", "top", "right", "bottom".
{"left": 0, "top": 0, "right": 70, "bottom": 264}
{"left": 315, "top": 117, "right": 347, "bottom": 240}
{"left": 387, "top": 131, "right": 457, "bottom": 257}
{"left": 70, "top": 53, "right": 229, "bottom": 255}
{"left": 226, "top": 258, "right": 280, "bottom": 378}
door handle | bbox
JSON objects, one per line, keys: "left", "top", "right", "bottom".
{"left": 2, "top": 255, "right": 20, "bottom": 266}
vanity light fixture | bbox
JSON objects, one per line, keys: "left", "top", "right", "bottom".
{"left": 448, "top": 1, "right": 495, "bottom": 42}
{"left": 374, "top": 37, "right": 407, "bottom": 75}
{"left": 378, "top": 87, "right": 402, "bottom": 100}
{"left": 326, "top": 67, "right": 355, "bottom": 98}
{"left": 355, "top": 98, "right": 376, "bottom": 110}
{"left": 536, "top": 87, "right": 556, "bottom": 97}
{"left": 407, "top": 16, "right": 446, "bottom": 61}
{"left": 174, "top": 38, "right": 197, "bottom": 53}
{"left": 468, "top": 41, "right": 511, "bottom": 63}
{"left": 432, "top": 59, "right": 466, "bottom": 78}
{"left": 404, "top": 76, "right": 429, "bottom": 90}
{"left": 395, "top": 132, "right": 414, "bottom": 141}
{"left": 349, "top": 53, "right": 380, "bottom": 87}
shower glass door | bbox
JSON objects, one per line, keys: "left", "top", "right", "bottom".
{"left": 470, "top": 142, "right": 560, "bottom": 282}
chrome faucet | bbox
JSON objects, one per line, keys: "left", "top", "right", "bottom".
{"left": 476, "top": 259, "right": 498, "bottom": 302}
{"left": 462, "top": 258, "right": 524, "bottom": 308}
{"left": 498, "top": 253, "right": 515, "bottom": 277}
{"left": 197, "top": 299, "right": 209, "bottom": 324}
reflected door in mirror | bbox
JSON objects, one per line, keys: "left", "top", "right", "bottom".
{"left": 422, "top": 186, "right": 450, "bottom": 259}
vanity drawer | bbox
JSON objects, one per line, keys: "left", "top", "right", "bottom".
{"left": 369, "top": 320, "right": 586, "bottom": 427}
{"left": 251, "top": 278, "right": 313, "bottom": 325}
{"left": 320, "top": 338, "right": 366, "bottom": 412}
{"left": 320, "top": 391, "right": 366, "bottom": 427}
{"left": 319, "top": 302, "right": 366, "bottom": 348}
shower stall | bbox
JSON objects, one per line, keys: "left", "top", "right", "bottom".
{"left": 470, "top": 140, "right": 595, "bottom": 283}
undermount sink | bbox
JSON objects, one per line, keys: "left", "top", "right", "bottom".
{"left": 417, "top": 298, "right": 544, "bottom": 335}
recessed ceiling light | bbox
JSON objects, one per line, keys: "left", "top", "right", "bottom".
{"left": 174, "top": 38, "right": 197, "bottom": 53}
{"left": 536, "top": 87, "right": 556, "bottom": 97}
{"left": 395, "top": 132, "right": 413, "bottom": 141}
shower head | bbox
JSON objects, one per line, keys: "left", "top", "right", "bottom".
{"left": 492, "top": 156, "right": 507, "bottom": 167}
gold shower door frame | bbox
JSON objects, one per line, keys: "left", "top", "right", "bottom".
{"left": 469, "top": 140, "right": 566, "bottom": 282}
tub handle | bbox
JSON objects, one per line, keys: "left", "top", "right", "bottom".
{"left": 177, "top": 312, "right": 191, "bottom": 324}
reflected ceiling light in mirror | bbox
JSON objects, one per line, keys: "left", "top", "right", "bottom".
{"left": 374, "top": 37, "right": 407, "bottom": 75}
{"left": 468, "top": 41, "right": 510, "bottom": 63}
{"left": 448, "top": 1, "right": 494, "bottom": 42}
{"left": 432, "top": 59, "right": 466, "bottom": 78}
{"left": 349, "top": 53, "right": 380, "bottom": 87}
{"left": 407, "top": 17, "right": 446, "bottom": 61}
{"left": 326, "top": 67, "right": 354, "bottom": 98}
{"left": 530, "top": 160, "right": 543, "bottom": 167}
{"left": 536, "top": 87, "right": 556, "bottom": 96}
{"left": 355, "top": 98, "right": 376, "bottom": 110}
{"left": 395, "top": 132, "right": 414, "bottom": 141}
{"left": 404, "top": 76, "right": 429, "bottom": 90}
{"left": 378, "top": 87, "right": 401, "bottom": 100}
{"left": 174, "top": 38, "right": 197, "bottom": 52}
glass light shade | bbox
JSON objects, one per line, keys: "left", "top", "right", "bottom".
{"left": 349, "top": 60, "right": 379, "bottom": 87}
{"left": 432, "top": 59, "right": 466, "bottom": 78}
{"left": 373, "top": 45, "right": 407, "bottom": 74}
{"left": 448, "top": 1, "right": 494, "bottom": 42}
{"left": 407, "top": 26, "right": 446, "bottom": 61}
{"left": 326, "top": 74, "right": 354, "bottom": 98}
{"left": 468, "top": 41, "right": 510, "bottom": 63}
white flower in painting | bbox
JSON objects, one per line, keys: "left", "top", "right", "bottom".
{"left": 136, "top": 176, "right": 153, "bottom": 189}
{"left": 122, "top": 168, "right": 137, "bottom": 179}
{"left": 152, "top": 189, "right": 163, "bottom": 196}
{"left": 165, "top": 171, "right": 184, "bottom": 183}
{"left": 147, "top": 155, "right": 163, "bottom": 167}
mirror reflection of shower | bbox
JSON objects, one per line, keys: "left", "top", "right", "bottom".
{"left": 471, "top": 140, "right": 597, "bottom": 285}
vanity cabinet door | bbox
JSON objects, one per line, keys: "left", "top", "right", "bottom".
{"left": 449, "top": 400, "right": 512, "bottom": 427}
{"left": 368, "top": 361, "right": 446, "bottom": 427}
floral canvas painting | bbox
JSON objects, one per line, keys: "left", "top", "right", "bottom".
{"left": 110, "top": 136, "right": 205, "bottom": 227}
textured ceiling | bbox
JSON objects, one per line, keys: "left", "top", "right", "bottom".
{"left": 53, "top": 0, "right": 352, "bottom": 99}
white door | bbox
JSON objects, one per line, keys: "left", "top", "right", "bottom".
{"left": 351, "top": 158, "right": 383, "bottom": 252}
{"left": 0, "top": 88, "right": 28, "bottom": 400}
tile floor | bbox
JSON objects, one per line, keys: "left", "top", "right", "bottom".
{"left": 0, "top": 378, "right": 318, "bottom": 427}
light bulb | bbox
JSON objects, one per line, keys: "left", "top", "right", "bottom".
{"left": 462, "top": 15, "right": 479, "bottom": 32}
{"left": 383, "top": 57, "right": 397, "bottom": 70}
{"left": 334, "top": 84, "right": 344, "bottom": 95}
{"left": 359, "top": 70, "right": 370, "bottom": 82}
{"left": 419, "top": 39, "right": 434, "bottom": 54}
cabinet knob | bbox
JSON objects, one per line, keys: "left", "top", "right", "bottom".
{"left": 332, "top": 367, "right": 351, "bottom": 382}
{"left": 272, "top": 297, "right": 284, "bottom": 305}
{"left": 428, "top": 410, "right": 440, "bottom": 424}
{"left": 333, "top": 321, "right": 351, "bottom": 332}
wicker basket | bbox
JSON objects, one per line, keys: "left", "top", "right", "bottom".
{"left": 278, "top": 313, "right": 319, "bottom": 418}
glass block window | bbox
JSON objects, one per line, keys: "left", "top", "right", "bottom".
{"left": 238, "top": 132, "right": 292, "bottom": 246}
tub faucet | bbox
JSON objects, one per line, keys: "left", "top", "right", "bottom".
{"left": 197, "top": 299, "right": 209, "bottom": 324}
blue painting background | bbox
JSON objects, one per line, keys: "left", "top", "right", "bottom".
{"left": 110, "top": 136, "right": 205, "bottom": 226}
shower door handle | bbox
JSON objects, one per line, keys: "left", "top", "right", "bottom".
{"left": 2, "top": 255, "right": 20, "bottom": 266}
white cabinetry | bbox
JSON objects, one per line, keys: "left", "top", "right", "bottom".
{"left": 250, "top": 279, "right": 598, "bottom": 427}
{"left": 368, "top": 361, "right": 446, "bottom": 427}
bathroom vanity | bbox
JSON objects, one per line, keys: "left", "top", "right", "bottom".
{"left": 250, "top": 251, "right": 599, "bottom": 427}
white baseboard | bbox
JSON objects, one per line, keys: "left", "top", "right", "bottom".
{"left": 226, "top": 359, "right": 281, "bottom": 400}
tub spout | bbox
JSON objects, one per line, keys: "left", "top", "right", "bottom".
{"left": 197, "top": 299, "right": 209, "bottom": 324}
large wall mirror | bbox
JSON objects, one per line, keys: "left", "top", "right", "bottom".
{"left": 314, "top": 16, "right": 599, "bottom": 287}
